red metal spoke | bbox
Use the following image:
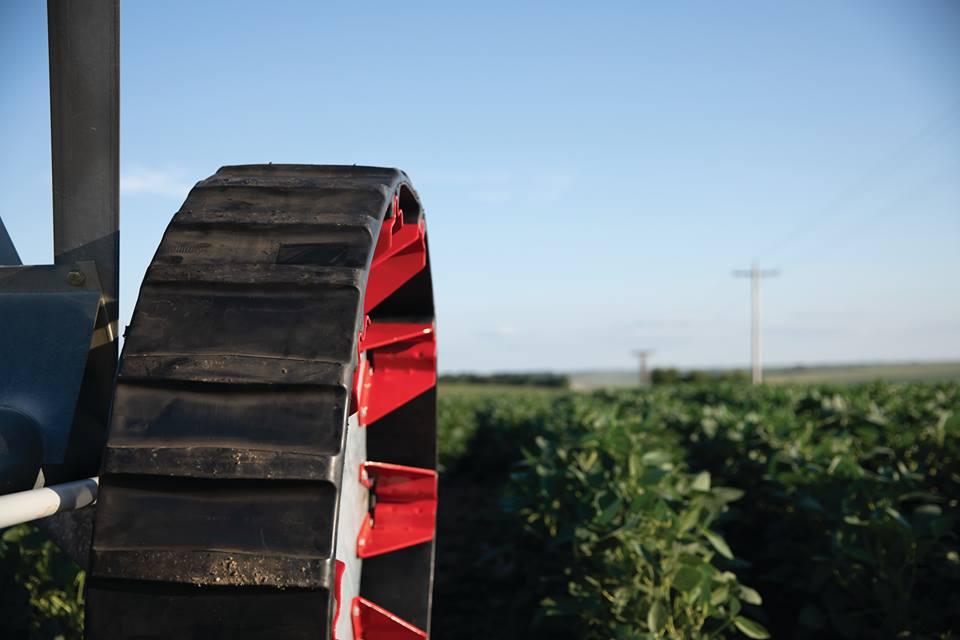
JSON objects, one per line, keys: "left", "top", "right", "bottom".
{"left": 360, "top": 322, "right": 433, "bottom": 352}
{"left": 355, "top": 322, "right": 436, "bottom": 426}
{"left": 356, "top": 462, "right": 437, "bottom": 559}
{"left": 364, "top": 196, "right": 427, "bottom": 314}
{"left": 351, "top": 597, "right": 427, "bottom": 640}
{"left": 332, "top": 560, "right": 346, "bottom": 639}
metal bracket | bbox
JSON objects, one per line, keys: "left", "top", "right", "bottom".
{"left": 0, "top": 262, "right": 106, "bottom": 487}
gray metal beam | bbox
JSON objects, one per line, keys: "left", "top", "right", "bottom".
{"left": 0, "top": 217, "right": 21, "bottom": 266}
{"left": 47, "top": 0, "right": 119, "bottom": 343}
{"left": 45, "top": 0, "right": 120, "bottom": 486}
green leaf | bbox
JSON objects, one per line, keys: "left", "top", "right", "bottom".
{"left": 734, "top": 616, "right": 771, "bottom": 639}
{"left": 647, "top": 600, "right": 667, "bottom": 632}
{"left": 843, "top": 515, "right": 867, "bottom": 526}
{"left": 914, "top": 504, "right": 942, "bottom": 517}
{"left": 710, "top": 585, "right": 729, "bottom": 606}
{"left": 2, "top": 525, "right": 28, "bottom": 543}
{"left": 738, "top": 585, "right": 762, "bottom": 605}
{"left": 641, "top": 450, "right": 671, "bottom": 466}
{"left": 677, "top": 507, "right": 700, "bottom": 533}
{"left": 712, "top": 486, "right": 745, "bottom": 502}
{"left": 884, "top": 506, "right": 911, "bottom": 530}
{"left": 672, "top": 566, "right": 702, "bottom": 592}
{"left": 691, "top": 471, "right": 711, "bottom": 492}
{"left": 628, "top": 452, "right": 643, "bottom": 477}
{"left": 729, "top": 596, "right": 741, "bottom": 616}
{"left": 597, "top": 497, "right": 623, "bottom": 526}
{"left": 702, "top": 528, "right": 734, "bottom": 560}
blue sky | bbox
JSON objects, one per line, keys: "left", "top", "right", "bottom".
{"left": 2, "top": 1, "right": 958, "bottom": 372}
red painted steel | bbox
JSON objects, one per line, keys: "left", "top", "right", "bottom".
{"left": 361, "top": 322, "right": 433, "bottom": 352}
{"left": 356, "top": 322, "right": 436, "bottom": 426}
{"left": 364, "top": 197, "right": 427, "bottom": 314}
{"left": 332, "top": 560, "right": 346, "bottom": 639}
{"left": 350, "top": 327, "right": 370, "bottom": 418}
{"left": 344, "top": 190, "right": 437, "bottom": 637}
{"left": 356, "top": 462, "right": 437, "bottom": 559}
{"left": 351, "top": 597, "right": 427, "bottom": 640}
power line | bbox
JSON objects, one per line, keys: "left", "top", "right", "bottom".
{"left": 624, "top": 100, "right": 959, "bottom": 377}
{"left": 764, "top": 98, "right": 960, "bottom": 258}
{"left": 796, "top": 160, "right": 960, "bottom": 263}
{"left": 649, "top": 104, "right": 957, "bottom": 373}
{"left": 733, "top": 264, "right": 779, "bottom": 384}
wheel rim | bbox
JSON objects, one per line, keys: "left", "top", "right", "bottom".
{"left": 336, "top": 188, "right": 438, "bottom": 639}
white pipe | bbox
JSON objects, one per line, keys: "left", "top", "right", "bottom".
{"left": 0, "top": 477, "right": 98, "bottom": 529}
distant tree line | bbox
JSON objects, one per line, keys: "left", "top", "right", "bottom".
{"left": 439, "top": 372, "right": 569, "bottom": 388}
{"left": 651, "top": 368, "right": 749, "bottom": 385}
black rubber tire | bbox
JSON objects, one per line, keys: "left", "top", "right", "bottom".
{"left": 85, "top": 165, "right": 436, "bottom": 639}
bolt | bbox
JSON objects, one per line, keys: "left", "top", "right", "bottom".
{"left": 66, "top": 270, "right": 86, "bottom": 286}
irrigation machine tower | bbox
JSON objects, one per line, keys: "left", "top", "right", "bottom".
{"left": 0, "top": 2, "right": 439, "bottom": 638}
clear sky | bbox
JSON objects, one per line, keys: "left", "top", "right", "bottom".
{"left": 2, "top": 1, "right": 958, "bottom": 372}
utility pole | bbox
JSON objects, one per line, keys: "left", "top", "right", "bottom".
{"left": 733, "top": 264, "right": 779, "bottom": 384}
{"left": 632, "top": 350, "right": 654, "bottom": 386}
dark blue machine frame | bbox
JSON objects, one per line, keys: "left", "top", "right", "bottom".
{"left": 0, "top": 0, "right": 119, "bottom": 496}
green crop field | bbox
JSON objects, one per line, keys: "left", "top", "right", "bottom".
{"left": 2, "top": 380, "right": 959, "bottom": 639}
{"left": 570, "top": 361, "right": 960, "bottom": 390}
{"left": 433, "top": 381, "right": 960, "bottom": 639}
{"left": 437, "top": 382, "right": 566, "bottom": 398}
